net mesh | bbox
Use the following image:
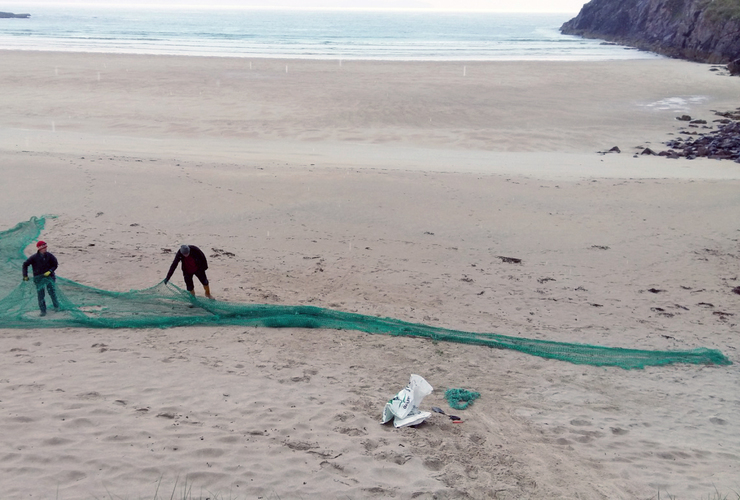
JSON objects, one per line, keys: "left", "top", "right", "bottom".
{"left": 445, "top": 389, "right": 481, "bottom": 410}
{"left": 0, "top": 217, "right": 731, "bottom": 370}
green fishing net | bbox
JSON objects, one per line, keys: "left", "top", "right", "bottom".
{"left": 0, "top": 217, "right": 732, "bottom": 370}
{"left": 445, "top": 389, "right": 481, "bottom": 410}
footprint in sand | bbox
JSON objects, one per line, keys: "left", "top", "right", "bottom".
{"left": 374, "top": 450, "right": 412, "bottom": 465}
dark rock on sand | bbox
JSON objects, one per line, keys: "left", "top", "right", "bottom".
{"left": 729, "top": 59, "right": 740, "bottom": 76}
{"left": 663, "top": 112, "right": 740, "bottom": 163}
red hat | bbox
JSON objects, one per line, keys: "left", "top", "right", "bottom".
{"left": 36, "top": 241, "right": 47, "bottom": 249}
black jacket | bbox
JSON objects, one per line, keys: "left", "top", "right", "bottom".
{"left": 22, "top": 251, "right": 58, "bottom": 278}
{"left": 165, "top": 245, "right": 208, "bottom": 282}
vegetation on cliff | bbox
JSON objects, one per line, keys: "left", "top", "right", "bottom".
{"left": 704, "top": 0, "right": 740, "bottom": 21}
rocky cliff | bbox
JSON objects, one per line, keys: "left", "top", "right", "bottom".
{"left": 0, "top": 12, "right": 30, "bottom": 18}
{"left": 561, "top": 0, "right": 740, "bottom": 73}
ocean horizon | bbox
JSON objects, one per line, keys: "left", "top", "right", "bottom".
{"left": 0, "top": 6, "right": 662, "bottom": 61}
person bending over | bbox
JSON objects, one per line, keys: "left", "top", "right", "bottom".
{"left": 22, "top": 240, "right": 60, "bottom": 316}
{"left": 164, "top": 244, "right": 213, "bottom": 298}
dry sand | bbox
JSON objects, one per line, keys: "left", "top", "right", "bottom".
{"left": 0, "top": 51, "right": 739, "bottom": 499}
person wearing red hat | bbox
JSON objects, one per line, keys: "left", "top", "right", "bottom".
{"left": 22, "top": 240, "right": 59, "bottom": 316}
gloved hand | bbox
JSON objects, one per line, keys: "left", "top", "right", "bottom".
{"left": 43, "top": 271, "right": 51, "bottom": 277}
{"left": 23, "top": 276, "right": 29, "bottom": 281}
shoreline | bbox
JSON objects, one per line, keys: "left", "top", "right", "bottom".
{"left": 0, "top": 9, "right": 655, "bottom": 63}
{"left": 0, "top": 47, "right": 658, "bottom": 63}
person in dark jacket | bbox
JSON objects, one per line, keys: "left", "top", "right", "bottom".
{"left": 22, "top": 240, "right": 59, "bottom": 316}
{"left": 164, "top": 244, "right": 212, "bottom": 298}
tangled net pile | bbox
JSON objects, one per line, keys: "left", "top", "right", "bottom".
{"left": 0, "top": 217, "right": 731, "bottom": 370}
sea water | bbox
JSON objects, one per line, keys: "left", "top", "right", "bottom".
{"left": 0, "top": 7, "right": 660, "bottom": 61}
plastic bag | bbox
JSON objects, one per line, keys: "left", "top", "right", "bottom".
{"left": 381, "top": 374, "right": 433, "bottom": 428}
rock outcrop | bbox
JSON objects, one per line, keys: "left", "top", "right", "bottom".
{"left": 0, "top": 12, "right": 30, "bottom": 18}
{"left": 561, "top": 0, "right": 740, "bottom": 73}
{"left": 660, "top": 109, "right": 740, "bottom": 162}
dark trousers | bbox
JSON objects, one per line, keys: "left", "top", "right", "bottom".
{"left": 34, "top": 276, "right": 59, "bottom": 313}
{"left": 183, "top": 270, "right": 209, "bottom": 291}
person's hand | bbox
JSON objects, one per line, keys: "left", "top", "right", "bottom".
{"left": 43, "top": 271, "right": 51, "bottom": 277}
{"left": 23, "top": 276, "right": 29, "bottom": 281}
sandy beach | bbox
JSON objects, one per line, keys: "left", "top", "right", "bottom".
{"left": 1, "top": 51, "right": 739, "bottom": 499}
